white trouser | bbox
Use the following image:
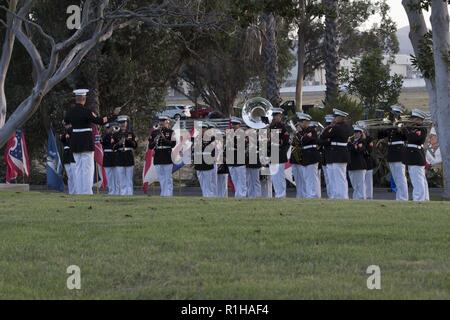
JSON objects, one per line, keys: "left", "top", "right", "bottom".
{"left": 217, "top": 174, "right": 229, "bottom": 198}
{"left": 349, "top": 170, "right": 367, "bottom": 200}
{"left": 328, "top": 163, "right": 349, "bottom": 200}
{"left": 197, "top": 169, "right": 216, "bottom": 198}
{"left": 270, "top": 163, "right": 286, "bottom": 198}
{"left": 292, "top": 164, "right": 306, "bottom": 198}
{"left": 117, "top": 166, "right": 134, "bottom": 196}
{"left": 317, "top": 169, "right": 322, "bottom": 199}
{"left": 301, "top": 163, "right": 320, "bottom": 199}
{"left": 73, "top": 152, "right": 94, "bottom": 195}
{"left": 112, "top": 167, "right": 121, "bottom": 195}
{"left": 389, "top": 162, "right": 409, "bottom": 201}
{"left": 323, "top": 165, "right": 331, "bottom": 198}
{"left": 246, "top": 168, "right": 262, "bottom": 198}
{"left": 408, "top": 166, "right": 430, "bottom": 201}
{"left": 104, "top": 167, "right": 117, "bottom": 195}
{"left": 211, "top": 165, "right": 218, "bottom": 196}
{"left": 64, "top": 163, "right": 76, "bottom": 195}
{"left": 261, "top": 176, "right": 273, "bottom": 198}
{"left": 155, "top": 164, "right": 173, "bottom": 197}
{"left": 229, "top": 166, "right": 247, "bottom": 198}
{"left": 365, "top": 170, "right": 374, "bottom": 199}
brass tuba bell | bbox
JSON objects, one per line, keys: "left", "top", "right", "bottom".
{"left": 242, "top": 97, "right": 273, "bottom": 129}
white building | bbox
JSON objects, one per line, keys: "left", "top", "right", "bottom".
{"left": 283, "top": 54, "right": 423, "bottom": 89}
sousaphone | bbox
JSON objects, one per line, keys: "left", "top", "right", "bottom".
{"left": 242, "top": 97, "right": 273, "bottom": 129}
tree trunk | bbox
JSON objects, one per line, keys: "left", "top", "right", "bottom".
{"left": 296, "top": 27, "right": 306, "bottom": 112}
{"left": 0, "top": 0, "right": 19, "bottom": 128}
{"left": 262, "top": 12, "right": 281, "bottom": 108}
{"left": 0, "top": 88, "right": 45, "bottom": 147}
{"left": 85, "top": 45, "right": 102, "bottom": 113}
{"left": 430, "top": 0, "right": 450, "bottom": 199}
{"left": 295, "top": 1, "right": 306, "bottom": 112}
{"left": 402, "top": 0, "right": 438, "bottom": 117}
{"left": 323, "top": 0, "right": 340, "bottom": 106}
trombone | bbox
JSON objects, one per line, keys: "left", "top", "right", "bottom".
{"left": 356, "top": 115, "right": 433, "bottom": 131}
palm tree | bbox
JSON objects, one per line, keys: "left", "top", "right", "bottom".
{"left": 323, "top": 0, "right": 340, "bottom": 106}
{"left": 262, "top": 12, "right": 281, "bottom": 108}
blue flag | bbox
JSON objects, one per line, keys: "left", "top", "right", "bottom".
{"left": 46, "top": 128, "right": 65, "bottom": 192}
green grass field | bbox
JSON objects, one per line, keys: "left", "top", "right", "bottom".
{"left": 0, "top": 192, "right": 449, "bottom": 300}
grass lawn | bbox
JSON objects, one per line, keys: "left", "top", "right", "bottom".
{"left": 0, "top": 192, "right": 449, "bottom": 300}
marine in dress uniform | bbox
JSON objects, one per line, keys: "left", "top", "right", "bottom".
{"left": 309, "top": 121, "right": 323, "bottom": 198}
{"left": 101, "top": 123, "right": 118, "bottom": 195}
{"left": 320, "top": 109, "right": 353, "bottom": 199}
{"left": 60, "top": 122, "right": 76, "bottom": 195}
{"left": 291, "top": 118, "right": 306, "bottom": 198}
{"left": 63, "top": 89, "right": 118, "bottom": 195}
{"left": 298, "top": 114, "right": 321, "bottom": 199}
{"left": 403, "top": 109, "right": 430, "bottom": 201}
{"left": 348, "top": 126, "right": 367, "bottom": 200}
{"left": 112, "top": 116, "right": 137, "bottom": 196}
{"left": 193, "top": 122, "right": 217, "bottom": 198}
{"left": 227, "top": 117, "right": 248, "bottom": 198}
{"left": 216, "top": 129, "right": 229, "bottom": 198}
{"left": 319, "top": 114, "right": 335, "bottom": 198}
{"left": 246, "top": 130, "right": 262, "bottom": 198}
{"left": 378, "top": 106, "right": 408, "bottom": 201}
{"left": 363, "top": 132, "right": 377, "bottom": 199}
{"left": 268, "top": 108, "right": 290, "bottom": 198}
{"left": 148, "top": 116, "right": 176, "bottom": 197}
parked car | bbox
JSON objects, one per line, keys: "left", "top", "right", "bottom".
{"left": 190, "top": 105, "right": 214, "bottom": 119}
{"left": 155, "top": 105, "right": 191, "bottom": 120}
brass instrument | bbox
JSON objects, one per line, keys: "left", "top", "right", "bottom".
{"left": 290, "top": 130, "right": 303, "bottom": 163}
{"left": 356, "top": 115, "right": 433, "bottom": 130}
{"left": 242, "top": 97, "right": 273, "bottom": 129}
{"left": 112, "top": 124, "right": 121, "bottom": 133}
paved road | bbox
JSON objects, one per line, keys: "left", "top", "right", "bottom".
{"left": 29, "top": 185, "right": 444, "bottom": 200}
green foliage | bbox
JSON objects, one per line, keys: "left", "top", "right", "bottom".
{"left": 307, "top": 94, "right": 364, "bottom": 123}
{"left": 178, "top": 4, "right": 295, "bottom": 115}
{"left": 341, "top": 49, "right": 403, "bottom": 117}
{"left": 411, "top": 31, "right": 435, "bottom": 81}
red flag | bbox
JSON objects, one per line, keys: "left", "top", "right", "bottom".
{"left": 142, "top": 148, "right": 155, "bottom": 194}
{"left": 92, "top": 124, "right": 107, "bottom": 189}
{"left": 4, "top": 130, "right": 30, "bottom": 183}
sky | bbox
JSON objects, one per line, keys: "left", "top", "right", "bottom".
{"left": 389, "top": 1, "right": 412, "bottom": 28}
{"left": 388, "top": 0, "right": 431, "bottom": 28}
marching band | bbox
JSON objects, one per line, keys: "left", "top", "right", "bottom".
{"left": 61, "top": 89, "right": 433, "bottom": 201}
